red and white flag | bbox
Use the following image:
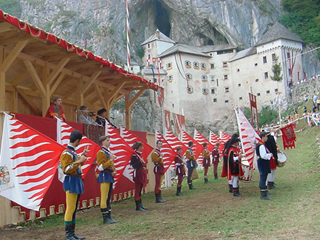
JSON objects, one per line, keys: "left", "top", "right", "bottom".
{"left": 235, "top": 109, "right": 263, "bottom": 168}
{"left": 105, "top": 122, "right": 133, "bottom": 187}
{"left": 164, "top": 128, "right": 188, "bottom": 169}
{"left": 220, "top": 131, "right": 231, "bottom": 144}
{"left": 0, "top": 113, "right": 65, "bottom": 211}
{"left": 120, "top": 126, "right": 152, "bottom": 182}
{"left": 209, "top": 131, "right": 220, "bottom": 146}
{"left": 194, "top": 129, "right": 214, "bottom": 165}
{"left": 181, "top": 130, "right": 202, "bottom": 160}
{"left": 56, "top": 119, "right": 100, "bottom": 182}
{"left": 155, "top": 130, "right": 176, "bottom": 173}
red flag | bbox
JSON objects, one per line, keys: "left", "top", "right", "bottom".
{"left": 194, "top": 129, "right": 214, "bottom": 165}
{"left": 165, "top": 128, "right": 188, "bottom": 169}
{"left": 181, "top": 130, "right": 202, "bottom": 160}
{"left": 209, "top": 131, "right": 220, "bottom": 146}
{"left": 249, "top": 93, "right": 259, "bottom": 131}
{"left": 120, "top": 126, "right": 153, "bottom": 182}
{"left": 56, "top": 119, "right": 100, "bottom": 181}
{"left": 235, "top": 109, "right": 263, "bottom": 168}
{"left": 105, "top": 122, "right": 134, "bottom": 187}
{"left": 155, "top": 130, "right": 176, "bottom": 173}
{"left": 0, "top": 113, "right": 65, "bottom": 210}
{"left": 280, "top": 124, "right": 296, "bottom": 150}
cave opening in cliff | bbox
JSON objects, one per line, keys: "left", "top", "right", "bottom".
{"left": 154, "top": 1, "right": 171, "bottom": 37}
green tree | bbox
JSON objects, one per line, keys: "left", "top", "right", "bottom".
{"left": 271, "top": 55, "right": 282, "bottom": 82}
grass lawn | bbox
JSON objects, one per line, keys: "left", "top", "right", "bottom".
{"left": 1, "top": 126, "right": 320, "bottom": 240}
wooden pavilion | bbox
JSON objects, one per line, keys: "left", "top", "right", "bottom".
{"left": 0, "top": 9, "right": 159, "bottom": 129}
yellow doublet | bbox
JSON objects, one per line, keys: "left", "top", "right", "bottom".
{"left": 186, "top": 150, "right": 196, "bottom": 161}
{"left": 96, "top": 150, "right": 116, "bottom": 173}
{"left": 202, "top": 149, "right": 210, "bottom": 159}
{"left": 60, "top": 149, "right": 83, "bottom": 175}
{"left": 151, "top": 152, "right": 163, "bottom": 164}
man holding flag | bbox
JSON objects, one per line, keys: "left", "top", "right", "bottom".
{"left": 60, "top": 130, "right": 88, "bottom": 240}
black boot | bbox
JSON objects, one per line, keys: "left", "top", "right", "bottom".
{"left": 188, "top": 180, "right": 196, "bottom": 189}
{"left": 214, "top": 174, "right": 218, "bottom": 180}
{"left": 102, "top": 208, "right": 117, "bottom": 224}
{"left": 65, "top": 224, "right": 76, "bottom": 240}
{"left": 176, "top": 186, "right": 183, "bottom": 196}
{"left": 135, "top": 200, "right": 145, "bottom": 211}
{"left": 260, "top": 187, "right": 271, "bottom": 200}
{"left": 71, "top": 223, "right": 85, "bottom": 239}
{"left": 107, "top": 207, "right": 118, "bottom": 223}
{"left": 204, "top": 177, "right": 211, "bottom": 184}
{"left": 159, "top": 191, "right": 166, "bottom": 202}
{"left": 268, "top": 181, "right": 276, "bottom": 189}
{"left": 229, "top": 184, "right": 233, "bottom": 193}
{"left": 155, "top": 193, "right": 166, "bottom": 203}
{"left": 233, "top": 187, "right": 243, "bottom": 197}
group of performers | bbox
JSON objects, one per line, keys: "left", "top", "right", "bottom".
{"left": 60, "top": 129, "right": 281, "bottom": 239}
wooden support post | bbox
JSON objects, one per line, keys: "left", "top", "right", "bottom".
{"left": 42, "top": 64, "right": 50, "bottom": 117}
{"left": 77, "top": 77, "right": 84, "bottom": 109}
{"left": 0, "top": 47, "right": 5, "bottom": 111}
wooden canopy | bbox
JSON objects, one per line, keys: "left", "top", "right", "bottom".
{"left": 0, "top": 10, "right": 158, "bottom": 129}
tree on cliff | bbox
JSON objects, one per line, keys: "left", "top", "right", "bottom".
{"left": 271, "top": 55, "right": 282, "bottom": 82}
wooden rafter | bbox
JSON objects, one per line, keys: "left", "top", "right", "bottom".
{"left": 15, "top": 87, "right": 41, "bottom": 115}
{"left": 82, "top": 71, "right": 101, "bottom": 94}
{"left": 0, "top": 23, "right": 14, "bottom": 33}
{"left": 10, "top": 72, "right": 29, "bottom": 87}
{"left": 107, "top": 81, "right": 126, "bottom": 105}
{"left": 50, "top": 72, "right": 65, "bottom": 95}
{"left": 47, "top": 57, "right": 70, "bottom": 85}
{"left": 1, "top": 40, "right": 29, "bottom": 73}
{"left": 127, "top": 88, "right": 146, "bottom": 107}
{"left": 93, "top": 82, "right": 107, "bottom": 109}
{"left": 23, "top": 60, "right": 46, "bottom": 97}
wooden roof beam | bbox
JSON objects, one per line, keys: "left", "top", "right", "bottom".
{"left": 10, "top": 72, "right": 29, "bottom": 87}
{"left": 1, "top": 40, "right": 29, "bottom": 73}
{"left": 93, "top": 82, "right": 107, "bottom": 109}
{"left": 47, "top": 57, "right": 70, "bottom": 85}
{"left": 15, "top": 87, "right": 42, "bottom": 115}
{"left": 50, "top": 72, "right": 65, "bottom": 95}
{"left": 95, "top": 80, "right": 127, "bottom": 95}
{"left": 23, "top": 60, "right": 46, "bottom": 97}
{"left": 82, "top": 71, "right": 101, "bottom": 94}
{"left": 0, "top": 22, "right": 15, "bottom": 33}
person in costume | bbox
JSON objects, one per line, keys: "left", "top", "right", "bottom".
{"left": 186, "top": 141, "right": 197, "bottom": 190}
{"left": 96, "top": 135, "right": 118, "bottom": 224}
{"left": 151, "top": 140, "right": 166, "bottom": 203}
{"left": 60, "top": 130, "right": 88, "bottom": 240}
{"left": 45, "top": 96, "right": 66, "bottom": 121}
{"left": 256, "top": 132, "right": 273, "bottom": 200}
{"left": 77, "top": 105, "right": 98, "bottom": 125}
{"left": 221, "top": 134, "right": 239, "bottom": 193}
{"left": 174, "top": 147, "right": 185, "bottom": 196}
{"left": 95, "top": 108, "right": 117, "bottom": 128}
{"left": 211, "top": 142, "right": 220, "bottom": 180}
{"left": 202, "top": 142, "right": 211, "bottom": 183}
{"left": 265, "top": 132, "right": 279, "bottom": 189}
{"left": 130, "top": 141, "right": 148, "bottom": 211}
{"left": 226, "top": 137, "right": 243, "bottom": 197}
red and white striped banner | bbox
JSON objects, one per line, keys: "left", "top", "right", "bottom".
{"left": 194, "top": 129, "right": 214, "bottom": 165}
{"left": 0, "top": 113, "right": 65, "bottom": 211}
{"left": 155, "top": 130, "right": 176, "bottom": 173}
{"left": 120, "top": 126, "right": 152, "bottom": 182}
{"left": 181, "top": 130, "right": 202, "bottom": 160}
{"left": 56, "top": 119, "right": 100, "bottom": 182}
{"left": 209, "top": 131, "right": 220, "bottom": 146}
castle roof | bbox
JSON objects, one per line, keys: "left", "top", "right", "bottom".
{"left": 229, "top": 47, "right": 257, "bottom": 62}
{"left": 158, "top": 43, "right": 211, "bottom": 58}
{"left": 195, "top": 44, "right": 236, "bottom": 53}
{"left": 141, "top": 29, "right": 175, "bottom": 45}
{"left": 255, "top": 22, "right": 303, "bottom": 46}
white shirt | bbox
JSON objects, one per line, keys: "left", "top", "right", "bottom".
{"left": 258, "top": 145, "right": 272, "bottom": 160}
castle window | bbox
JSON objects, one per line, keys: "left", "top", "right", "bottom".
{"left": 275, "top": 88, "right": 278, "bottom": 93}
{"left": 211, "top": 88, "right": 216, "bottom": 94}
{"left": 239, "top": 97, "right": 242, "bottom": 100}
{"left": 201, "top": 63, "right": 206, "bottom": 70}
{"left": 255, "top": 78, "right": 259, "bottom": 82}
{"left": 238, "top": 83, "right": 241, "bottom": 87}
{"left": 224, "top": 75, "right": 228, "bottom": 80}
{"left": 272, "top": 53, "right": 276, "bottom": 61}
{"left": 166, "top": 62, "right": 172, "bottom": 70}
{"left": 257, "top": 93, "right": 260, "bottom": 96}
{"left": 266, "top": 90, "right": 270, "bottom": 94}
{"left": 187, "top": 86, "right": 193, "bottom": 93}
{"left": 225, "top": 100, "right": 229, "bottom": 103}
{"left": 210, "top": 75, "right": 215, "bottom": 81}
{"left": 263, "top": 56, "right": 267, "bottom": 64}
{"left": 210, "top": 63, "right": 215, "bottom": 69}
{"left": 167, "top": 75, "right": 173, "bottom": 82}
{"left": 185, "top": 73, "right": 193, "bottom": 80}
{"left": 223, "top": 62, "right": 228, "bottom": 67}
{"left": 193, "top": 62, "right": 200, "bottom": 69}
{"left": 147, "top": 43, "right": 151, "bottom": 49}
{"left": 185, "top": 60, "right": 191, "bottom": 68}
{"left": 213, "top": 98, "right": 217, "bottom": 102}
{"left": 201, "top": 75, "right": 208, "bottom": 81}
{"left": 202, "top": 88, "right": 209, "bottom": 95}
{"left": 255, "top": 63, "right": 258, "bottom": 66}
{"left": 237, "top": 69, "right": 240, "bottom": 72}
{"left": 225, "top": 87, "right": 229, "bottom": 93}
{"left": 264, "top": 72, "right": 269, "bottom": 79}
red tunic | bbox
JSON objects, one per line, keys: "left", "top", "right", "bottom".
{"left": 174, "top": 154, "right": 185, "bottom": 175}
{"left": 45, "top": 104, "right": 66, "bottom": 121}
{"left": 130, "top": 152, "right": 146, "bottom": 184}
{"left": 211, "top": 148, "right": 220, "bottom": 164}
{"left": 202, "top": 148, "right": 211, "bottom": 167}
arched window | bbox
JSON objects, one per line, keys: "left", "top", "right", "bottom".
{"left": 185, "top": 73, "right": 193, "bottom": 80}
{"left": 167, "top": 75, "right": 173, "bottom": 82}
{"left": 201, "top": 75, "right": 208, "bottom": 82}
{"left": 187, "top": 86, "right": 194, "bottom": 93}
{"left": 193, "top": 62, "right": 200, "bottom": 69}
{"left": 166, "top": 62, "right": 172, "bottom": 70}
{"left": 201, "top": 63, "right": 206, "bottom": 70}
{"left": 202, "top": 88, "right": 209, "bottom": 95}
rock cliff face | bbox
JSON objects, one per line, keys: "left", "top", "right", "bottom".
{"left": 5, "top": 0, "right": 316, "bottom": 134}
